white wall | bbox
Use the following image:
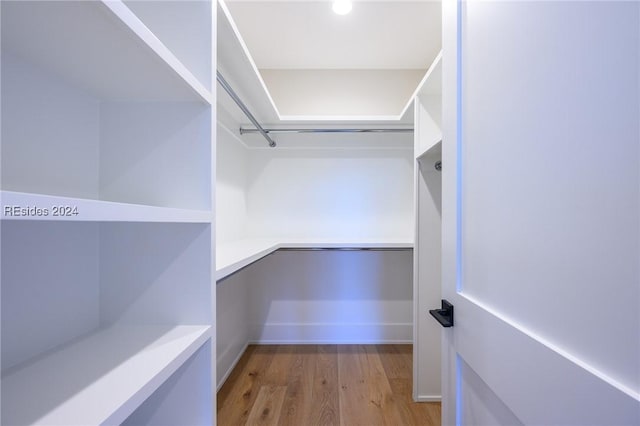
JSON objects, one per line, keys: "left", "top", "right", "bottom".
{"left": 215, "top": 249, "right": 413, "bottom": 389}
{"left": 1, "top": 52, "right": 100, "bottom": 199}
{"left": 245, "top": 146, "right": 414, "bottom": 240}
{"left": 215, "top": 270, "right": 251, "bottom": 389}
{"left": 216, "top": 106, "right": 414, "bottom": 242}
{"left": 100, "top": 223, "right": 212, "bottom": 326}
{"left": 215, "top": 114, "right": 416, "bottom": 389}
{"left": 215, "top": 113, "right": 251, "bottom": 389}
{"left": 216, "top": 119, "right": 249, "bottom": 245}
{"left": 1, "top": 222, "right": 100, "bottom": 371}
{"left": 99, "top": 102, "right": 212, "bottom": 209}
{"left": 245, "top": 249, "right": 413, "bottom": 344}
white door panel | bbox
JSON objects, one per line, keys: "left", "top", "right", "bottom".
{"left": 440, "top": 1, "right": 639, "bottom": 424}
{"left": 458, "top": 356, "right": 522, "bottom": 426}
{"left": 454, "top": 295, "right": 638, "bottom": 424}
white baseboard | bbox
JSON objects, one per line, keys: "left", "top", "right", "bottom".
{"left": 251, "top": 322, "right": 412, "bottom": 344}
{"left": 216, "top": 340, "right": 249, "bottom": 391}
{"left": 416, "top": 395, "right": 442, "bottom": 402}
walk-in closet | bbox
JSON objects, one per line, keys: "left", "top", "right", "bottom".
{"left": 214, "top": 0, "right": 443, "bottom": 417}
{"left": 1, "top": 0, "right": 444, "bottom": 423}
{"left": 5, "top": 0, "right": 634, "bottom": 424}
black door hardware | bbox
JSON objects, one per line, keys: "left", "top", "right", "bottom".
{"left": 429, "top": 299, "right": 454, "bottom": 327}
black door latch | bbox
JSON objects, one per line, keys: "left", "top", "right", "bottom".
{"left": 429, "top": 299, "right": 454, "bottom": 327}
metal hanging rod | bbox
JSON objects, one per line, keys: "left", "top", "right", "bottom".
{"left": 216, "top": 71, "right": 277, "bottom": 148}
{"left": 277, "top": 247, "right": 412, "bottom": 252}
{"left": 217, "top": 70, "right": 413, "bottom": 145}
{"left": 240, "top": 128, "right": 414, "bottom": 135}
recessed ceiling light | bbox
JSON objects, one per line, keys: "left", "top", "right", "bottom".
{"left": 332, "top": 0, "right": 352, "bottom": 15}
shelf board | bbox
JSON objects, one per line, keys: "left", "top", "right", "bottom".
{"left": 416, "top": 139, "right": 442, "bottom": 163}
{"left": 1, "top": 0, "right": 212, "bottom": 103}
{"left": 0, "top": 191, "right": 212, "bottom": 223}
{"left": 416, "top": 51, "right": 443, "bottom": 98}
{"left": 1, "top": 325, "right": 211, "bottom": 426}
{"left": 216, "top": 239, "right": 281, "bottom": 280}
{"left": 217, "top": 0, "right": 280, "bottom": 125}
{"left": 216, "top": 238, "right": 413, "bottom": 280}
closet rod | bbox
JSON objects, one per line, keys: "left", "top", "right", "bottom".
{"left": 277, "top": 247, "right": 411, "bottom": 252}
{"left": 216, "top": 71, "right": 276, "bottom": 148}
{"left": 240, "top": 128, "right": 414, "bottom": 135}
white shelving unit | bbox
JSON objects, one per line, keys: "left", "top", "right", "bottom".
{"left": 1, "top": 1, "right": 215, "bottom": 424}
{"left": 412, "top": 52, "right": 443, "bottom": 402}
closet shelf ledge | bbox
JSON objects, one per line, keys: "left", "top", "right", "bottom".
{"left": 2, "top": 325, "right": 212, "bottom": 426}
{"left": 0, "top": 191, "right": 212, "bottom": 223}
{"left": 216, "top": 238, "right": 413, "bottom": 280}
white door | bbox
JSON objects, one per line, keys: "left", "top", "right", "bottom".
{"left": 439, "top": 1, "right": 639, "bottom": 424}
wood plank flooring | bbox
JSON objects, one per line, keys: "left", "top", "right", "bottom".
{"left": 217, "top": 345, "right": 441, "bottom": 426}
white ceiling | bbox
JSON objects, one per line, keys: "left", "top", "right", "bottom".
{"left": 219, "top": 0, "right": 442, "bottom": 121}
{"left": 224, "top": 1, "right": 441, "bottom": 70}
{"left": 260, "top": 69, "right": 424, "bottom": 118}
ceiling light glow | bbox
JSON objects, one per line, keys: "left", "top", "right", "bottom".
{"left": 332, "top": 0, "right": 352, "bottom": 15}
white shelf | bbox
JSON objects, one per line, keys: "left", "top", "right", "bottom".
{"left": 216, "top": 239, "right": 280, "bottom": 280}
{"left": 2, "top": 0, "right": 215, "bottom": 422}
{"left": 1, "top": 0, "right": 212, "bottom": 103}
{"left": 0, "top": 191, "right": 212, "bottom": 223}
{"left": 217, "top": 0, "right": 280, "bottom": 125}
{"left": 2, "top": 325, "right": 211, "bottom": 426}
{"left": 216, "top": 238, "right": 413, "bottom": 280}
{"left": 416, "top": 51, "right": 443, "bottom": 98}
{"left": 416, "top": 139, "right": 442, "bottom": 163}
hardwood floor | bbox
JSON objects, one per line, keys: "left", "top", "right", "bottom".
{"left": 217, "top": 345, "right": 441, "bottom": 426}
